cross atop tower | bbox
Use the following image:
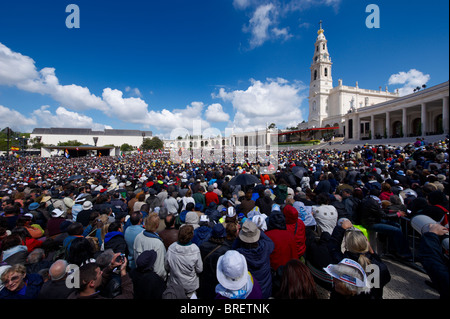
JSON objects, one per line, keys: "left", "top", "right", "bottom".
{"left": 318, "top": 20, "right": 324, "bottom": 34}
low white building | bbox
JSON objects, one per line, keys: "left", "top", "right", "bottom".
{"left": 30, "top": 128, "right": 152, "bottom": 148}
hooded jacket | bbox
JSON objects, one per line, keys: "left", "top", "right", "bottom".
{"left": 165, "top": 241, "right": 203, "bottom": 294}
{"left": 104, "top": 231, "right": 128, "bottom": 256}
{"left": 205, "top": 202, "right": 221, "bottom": 223}
{"left": 265, "top": 211, "right": 297, "bottom": 270}
{"left": 255, "top": 195, "right": 273, "bottom": 216}
{"left": 283, "top": 204, "right": 306, "bottom": 257}
{"left": 185, "top": 211, "right": 200, "bottom": 230}
{"left": 192, "top": 225, "right": 212, "bottom": 247}
{"left": 235, "top": 231, "right": 274, "bottom": 299}
{"left": 133, "top": 231, "right": 167, "bottom": 280}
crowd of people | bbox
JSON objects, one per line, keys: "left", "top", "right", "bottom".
{"left": 0, "top": 136, "right": 448, "bottom": 299}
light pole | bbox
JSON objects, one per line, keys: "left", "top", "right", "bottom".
{"left": 6, "top": 127, "right": 11, "bottom": 160}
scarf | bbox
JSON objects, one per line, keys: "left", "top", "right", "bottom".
{"left": 215, "top": 272, "right": 254, "bottom": 299}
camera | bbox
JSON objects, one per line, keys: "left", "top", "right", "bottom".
{"left": 117, "top": 253, "right": 125, "bottom": 263}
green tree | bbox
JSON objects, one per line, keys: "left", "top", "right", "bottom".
{"left": 57, "top": 140, "right": 83, "bottom": 146}
{"left": 141, "top": 137, "right": 164, "bottom": 151}
{"left": 120, "top": 143, "right": 134, "bottom": 152}
{"left": 0, "top": 128, "right": 26, "bottom": 151}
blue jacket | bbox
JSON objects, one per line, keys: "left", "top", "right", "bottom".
{"left": 235, "top": 232, "right": 274, "bottom": 299}
{"left": 192, "top": 226, "right": 212, "bottom": 247}
{"left": 104, "top": 231, "right": 128, "bottom": 256}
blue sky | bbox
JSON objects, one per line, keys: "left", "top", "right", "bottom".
{"left": 0, "top": 0, "right": 448, "bottom": 138}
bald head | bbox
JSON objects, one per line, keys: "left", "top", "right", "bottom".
{"left": 49, "top": 259, "right": 68, "bottom": 281}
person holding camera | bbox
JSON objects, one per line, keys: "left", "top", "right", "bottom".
{"left": 67, "top": 252, "right": 133, "bottom": 299}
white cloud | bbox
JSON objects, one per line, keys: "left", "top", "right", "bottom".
{"left": 388, "top": 69, "right": 431, "bottom": 96}
{"left": 0, "top": 42, "right": 215, "bottom": 135}
{"left": 244, "top": 4, "right": 276, "bottom": 48}
{"left": 16, "top": 67, "right": 108, "bottom": 112}
{"left": 272, "top": 27, "right": 293, "bottom": 41}
{"left": 215, "top": 78, "right": 307, "bottom": 130}
{"left": 235, "top": 0, "right": 341, "bottom": 49}
{"left": 285, "top": 0, "right": 341, "bottom": 12}
{"left": 0, "top": 43, "right": 108, "bottom": 112}
{"left": 147, "top": 102, "right": 211, "bottom": 135}
{"left": 0, "top": 43, "right": 39, "bottom": 86}
{"left": 205, "top": 103, "right": 230, "bottom": 122}
{"left": 125, "top": 86, "right": 143, "bottom": 97}
{"left": 32, "top": 106, "right": 112, "bottom": 131}
{"left": 0, "top": 104, "right": 111, "bottom": 133}
{"left": 233, "top": 0, "right": 252, "bottom": 10}
{"left": 102, "top": 88, "right": 151, "bottom": 123}
{"left": 0, "top": 104, "right": 36, "bottom": 130}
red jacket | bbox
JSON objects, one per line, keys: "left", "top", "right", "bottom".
{"left": 265, "top": 229, "right": 297, "bottom": 270}
{"left": 23, "top": 238, "right": 42, "bottom": 252}
{"left": 205, "top": 191, "right": 219, "bottom": 207}
{"left": 283, "top": 204, "right": 306, "bottom": 257}
{"left": 379, "top": 191, "right": 393, "bottom": 201}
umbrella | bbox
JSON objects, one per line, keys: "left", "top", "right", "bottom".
{"left": 67, "top": 175, "right": 85, "bottom": 181}
{"left": 89, "top": 168, "right": 101, "bottom": 173}
{"left": 292, "top": 166, "right": 307, "bottom": 178}
{"left": 228, "top": 173, "right": 261, "bottom": 186}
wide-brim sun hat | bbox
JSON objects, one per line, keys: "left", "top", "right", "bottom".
{"left": 238, "top": 220, "right": 260, "bottom": 243}
{"left": 323, "top": 258, "right": 368, "bottom": 288}
{"left": 63, "top": 197, "right": 74, "bottom": 208}
{"left": 28, "top": 202, "right": 40, "bottom": 211}
{"left": 216, "top": 250, "right": 248, "bottom": 291}
{"left": 82, "top": 201, "right": 93, "bottom": 210}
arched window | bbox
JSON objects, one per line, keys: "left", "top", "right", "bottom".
{"left": 412, "top": 118, "right": 421, "bottom": 136}
{"left": 324, "top": 68, "right": 328, "bottom": 77}
{"left": 314, "top": 70, "right": 317, "bottom": 80}
{"left": 392, "top": 121, "right": 402, "bottom": 137}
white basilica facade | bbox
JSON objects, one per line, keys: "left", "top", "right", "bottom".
{"left": 298, "top": 25, "right": 449, "bottom": 141}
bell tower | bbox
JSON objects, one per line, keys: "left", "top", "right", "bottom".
{"left": 308, "top": 21, "right": 333, "bottom": 127}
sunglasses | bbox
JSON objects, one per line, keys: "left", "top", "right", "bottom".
{"left": 3, "top": 275, "right": 22, "bottom": 285}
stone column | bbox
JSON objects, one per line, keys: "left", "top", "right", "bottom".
{"left": 402, "top": 108, "right": 407, "bottom": 137}
{"left": 385, "top": 111, "right": 390, "bottom": 138}
{"left": 370, "top": 114, "right": 375, "bottom": 139}
{"left": 353, "top": 115, "right": 360, "bottom": 140}
{"left": 345, "top": 117, "right": 349, "bottom": 140}
{"left": 421, "top": 103, "right": 427, "bottom": 136}
{"left": 443, "top": 96, "right": 449, "bottom": 134}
